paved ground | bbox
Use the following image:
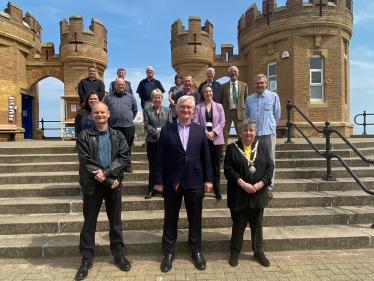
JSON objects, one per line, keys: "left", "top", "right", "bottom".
{"left": 1, "top": 249, "right": 374, "bottom": 280}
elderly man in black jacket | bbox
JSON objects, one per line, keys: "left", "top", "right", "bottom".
{"left": 75, "top": 102, "right": 131, "bottom": 280}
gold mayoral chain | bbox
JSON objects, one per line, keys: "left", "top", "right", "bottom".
{"left": 234, "top": 140, "right": 259, "bottom": 174}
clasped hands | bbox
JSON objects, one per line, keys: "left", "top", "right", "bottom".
{"left": 93, "top": 169, "right": 119, "bottom": 189}
{"left": 237, "top": 178, "right": 264, "bottom": 193}
{"left": 206, "top": 132, "right": 215, "bottom": 142}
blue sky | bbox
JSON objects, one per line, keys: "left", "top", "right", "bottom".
{"left": 5, "top": 0, "right": 373, "bottom": 135}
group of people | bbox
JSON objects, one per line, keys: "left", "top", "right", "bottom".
{"left": 73, "top": 64, "right": 280, "bottom": 280}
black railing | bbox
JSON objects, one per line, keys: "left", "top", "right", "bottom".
{"left": 354, "top": 111, "right": 374, "bottom": 135}
{"left": 285, "top": 99, "right": 374, "bottom": 196}
{"left": 39, "top": 118, "right": 61, "bottom": 138}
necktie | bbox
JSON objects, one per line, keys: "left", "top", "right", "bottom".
{"left": 232, "top": 83, "right": 238, "bottom": 104}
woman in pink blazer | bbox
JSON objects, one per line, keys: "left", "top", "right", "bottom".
{"left": 193, "top": 84, "right": 226, "bottom": 199}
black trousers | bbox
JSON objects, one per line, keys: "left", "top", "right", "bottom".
{"left": 230, "top": 204, "right": 264, "bottom": 254}
{"left": 79, "top": 181, "right": 124, "bottom": 262}
{"left": 208, "top": 141, "right": 222, "bottom": 193}
{"left": 162, "top": 184, "right": 204, "bottom": 255}
{"left": 113, "top": 126, "right": 135, "bottom": 166}
{"left": 146, "top": 141, "right": 158, "bottom": 193}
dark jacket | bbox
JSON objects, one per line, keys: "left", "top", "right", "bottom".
{"left": 154, "top": 121, "right": 213, "bottom": 191}
{"left": 78, "top": 77, "right": 105, "bottom": 104}
{"left": 224, "top": 140, "right": 274, "bottom": 212}
{"left": 74, "top": 110, "right": 91, "bottom": 136}
{"left": 76, "top": 126, "right": 130, "bottom": 195}
{"left": 136, "top": 78, "right": 165, "bottom": 109}
{"left": 198, "top": 80, "right": 221, "bottom": 102}
{"left": 174, "top": 90, "right": 200, "bottom": 105}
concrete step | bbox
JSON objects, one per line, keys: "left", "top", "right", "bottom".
{"left": 1, "top": 205, "right": 374, "bottom": 235}
{"left": 0, "top": 152, "right": 148, "bottom": 164}
{"left": 1, "top": 224, "right": 373, "bottom": 258}
{"left": 1, "top": 165, "right": 374, "bottom": 184}
{"left": 276, "top": 156, "right": 374, "bottom": 168}
{"left": 0, "top": 145, "right": 147, "bottom": 155}
{"left": 1, "top": 156, "right": 373, "bottom": 172}
{"left": 275, "top": 147, "right": 374, "bottom": 159}
{"left": 1, "top": 191, "right": 373, "bottom": 214}
{"left": 1, "top": 179, "right": 373, "bottom": 198}
{"left": 277, "top": 141, "right": 374, "bottom": 151}
{"left": 0, "top": 160, "right": 149, "bottom": 173}
{"left": 1, "top": 140, "right": 372, "bottom": 155}
{"left": 1, "top": 148, "right": 373, "bottom": 164}
{"left": 273, "top": 166, "right": 374, "bottom": 179}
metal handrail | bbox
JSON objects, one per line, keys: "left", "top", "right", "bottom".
{"left": 39, "top": 118, "right": 61, "bottom": 138}
{"left": 354, "top": 111, "right": 374, "bottom": 135}
{"left": 285, "top": 99, "right": 374, "bottom": 196}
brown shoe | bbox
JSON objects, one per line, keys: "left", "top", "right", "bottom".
{"left": 268, "top": 189, "right": 273, "bottom": 199}
{"left": 125, "top": 166, "right": 133, "bottom": 173}
{"left": 142, "top": 142, "right": 147, "bottom": 148}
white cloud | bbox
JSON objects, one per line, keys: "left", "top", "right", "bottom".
{"left": 353, "top": 2, "right": 374, "bottom": 26}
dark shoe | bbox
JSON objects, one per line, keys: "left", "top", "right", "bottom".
{"left": 114, "top": 255, "right": 131, "bottom": 271}
{"left": 228, "top": 252, "right": 239, "bottom": 267}
{"left": 253, "top": 252, "right": 270, "bottom": 267}
{"left": 191, "top": 252, "right": 206, "bottom": 270}
{"left": 160, "top": 253, "right": 174, "bottom": 272}
{"left": 214, "top": 191, "right": 222, "bottom": 199}
{"left": 144, "top": 191, "right": 155, "bottom": 199}
{"left": 220, "top": 155, "right": 225, "bottom": 162}
{"left": 268, "top": 189, "right": 273, "bottom": 199}
{"left": 75, "top": 261, "right": 92, "bottom": 280}
{"left": 125, "top": 166, "right": 133, "bottom": 173}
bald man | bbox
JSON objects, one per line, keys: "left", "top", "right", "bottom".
{"left": 75, "top": 102, "right": 131, "bottom": 280}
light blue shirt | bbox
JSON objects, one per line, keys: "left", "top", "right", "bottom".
{"left": 245, "top": 89, "right": 281, "bottom": 136}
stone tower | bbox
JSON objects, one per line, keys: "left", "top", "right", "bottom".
{"left": 170, "top": 0, "right": 354, "bottom": 137}
{"left": 0, "top": 2, "right": 107, "bottom": 141}
{"left": 171, "top": 17, "right": 215, "bottom": 89}
{"left": 59, "top": 15, "right": 107, "bottom": 95}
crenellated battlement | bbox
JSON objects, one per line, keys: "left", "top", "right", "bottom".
{"left": 1, "top": 2, "right": 42, "bottom": 40}
{"left": 59, "top": 14, "right": 107, "bottom": 75}
{"left": 239, "top": 0, "right": 353, "bottom": 38}
{"left": 59, "top": 15, "right": 107, "bottom": 46}
{"left": 171, "top": 16, "right": 213, "bottom": 51}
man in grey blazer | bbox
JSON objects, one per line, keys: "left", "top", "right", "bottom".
{"left": 217, "top": 66, "right": 249, "bottom": 161}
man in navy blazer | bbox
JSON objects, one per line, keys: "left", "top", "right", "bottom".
{"left": 154, "top": 95, "right": 213, "bottom": 272}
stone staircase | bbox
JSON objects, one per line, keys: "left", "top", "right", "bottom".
{"left": 0, "top": 140, "right": 374, "bottom": 259}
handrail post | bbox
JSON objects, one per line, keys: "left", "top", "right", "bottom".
{"left": 285, "top": 99, "right": 293, "bottom": 143}
{"left": 41, "top": 118, "right": 45, "bottom": 139}
{"left": 322, "top": 121, "right": 336, "bottom": 181}
{"left": 363, "top": 111, "right": 367, "bottom": 135}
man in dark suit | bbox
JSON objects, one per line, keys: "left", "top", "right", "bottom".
{"left": 217, "top": 66, "right": 249, "bottom": 161}
{"left": 154, "top": 95, "right": 214, "bottom": 272}
{"left": 197, "top": 67, "right": 221, "bottom": 102}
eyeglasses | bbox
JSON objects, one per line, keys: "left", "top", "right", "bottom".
{"left": 115, "top": 84, "right": 125, "bottom": 86}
